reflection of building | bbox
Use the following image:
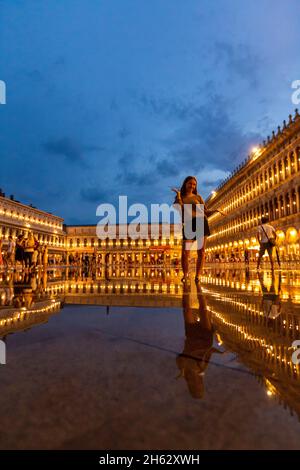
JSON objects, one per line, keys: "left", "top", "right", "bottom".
{"left": 65, "top": 224, "right": 182, "bottom": 266}
{"left": 1, "top": 265, "right": 300, "bottom": 419}
{"left": 201, "top": 268, "right": 300, "bottom": 304}
{"left": 0, "top": 299, "right": 61, "bottom": 337}
{"left": 201, "top": 271, "right": 300, "bottom": 420}
{"left": 205, "top": 109, "right": 300, "bottom": 262}
{"left": 63, "top": 267, "right": 182, "bottom": 307}
{"left": 0, "top": 191, "right": 65, "bottom": 256}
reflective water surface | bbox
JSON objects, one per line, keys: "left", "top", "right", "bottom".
{"left": 0, "top": 267, "right": 300, "bottom": 449}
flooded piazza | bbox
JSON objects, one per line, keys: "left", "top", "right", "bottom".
{"left": 0, "top": 265, "right": 300, "bottom": 450}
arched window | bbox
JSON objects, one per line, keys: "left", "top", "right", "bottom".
{"left": 279, "top": 195, "right": 285, "bottom": 216}
{"left": 274, "top": 197, "right": 279, "bottom": 219}
{"left": 264, "top": 170, "right": 268, "bottom": 190}
{"left": 290, "top": 152, "right": 296, "bottom": 175}
{"left": 269, "top": 200, "right": 274, "bottom": 221}
{"left": 265, "top": 202, "right": 269, "bottom": 218}
{"left": 297, "top": 147, "right": 300, "bottom": 172}
{"left": 268, "top": 167, "right": 273, "bottom": 187}
{"left": 284, "top": 156, "right": 289, "bottom": 179}
{"left": 292, "top": 190, "right": 297, "bottom": 214}
{"left": 273, "top": 163, "right": 278, "bottom": 184}
{"left": 285, "top": 193, "right": 291, "bottom": 216}
{"left": 279, "top": 160, "right": 284, "bottom": 182}
{"left": 260, "top": 174, "right": 264, "bottom": 192}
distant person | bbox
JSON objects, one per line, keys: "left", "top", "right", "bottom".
{"left": 7, "top": 236, "right": 16, "bottom": 267}
{"left": 244, "top": 248, "right": 250, "bottom": 267}
{"left": 24, "top": 232, "right": 35, "bottom": 268}
{"left": 42, "top": 246, "right": 48, "bottom": 268}
{"left": 15, "top": 234, "right": 25, "bottom": 268}
{"left": 37, "top": 245, "right": 43, "bottom": 267}
{"left": 257, "top": 216, "right": 278, "bottom": 271}
{"left": 172, "top": 176, "right": 225, "bottom": 282}
{"left": 32, "top": 247, "right": 39, "bottom": 269}
{"left": 0, "top": 239, "right": 4, "bottom": 267}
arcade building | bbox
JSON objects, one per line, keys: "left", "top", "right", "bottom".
{"left": 205, "top": 109, "right": 300, "bottom": 262}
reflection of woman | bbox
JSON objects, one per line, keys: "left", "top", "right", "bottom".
{"left": 258, "top": 272, "right": 282, "bottom": 320}
{"left": 172, "top": 176, "right": 224, "bottom": 282}
{"left": 176, "top": 282, "right": 223, "bottom": 399}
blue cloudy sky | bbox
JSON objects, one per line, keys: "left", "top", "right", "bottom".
{"left": 1, "top": 0, "right": 300, "bottom": 224}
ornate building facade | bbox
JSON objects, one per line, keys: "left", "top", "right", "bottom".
{"left": 0, "top": 190, "right": 183, "bottom": 266}
{"left": 65, "top": 223, "right": 182, "bottom": 266}
{"left": 0, "top": 192, "right": 65, "bottom": 255}
{"left": 205, "top": 109, "right": 300, "bottom": 262}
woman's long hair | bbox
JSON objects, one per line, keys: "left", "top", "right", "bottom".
{"left": 180, "top": 176, "right": 198, "bottom": 197}
{"left": 173, "top": 176, "right": 200, "bottom": 205}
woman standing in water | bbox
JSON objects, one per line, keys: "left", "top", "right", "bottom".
{"left": 172, "top": 176, "right": 224, "bottom": 282}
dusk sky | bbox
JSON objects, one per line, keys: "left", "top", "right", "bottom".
{"left": 1, "top": 0, "right": 300, "bottom": 224}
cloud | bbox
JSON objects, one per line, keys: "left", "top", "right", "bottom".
{"left": 118, "top": 126, "right": 131, "bottom": 140}
{"left": 42, "top": 137, "right": 104, "bottom": 165}
{"left": 80, "top": 187, "right": 107, "bottom": 203}
{"left": 117, "top": 90, "right": 263, "bottom": 200}
{"left": 116, "top": 151, "right": 168, "bottom": 187}
{"left": 134, "top": 92, "right": 193, "bottom": 121}
{"left": 214, "top": 41, "right": 262, "bottom": 89}
{"left": 27, "top": 70, "right": 44, "bottom": 83}
{"left": 155, "top": 159, "right": 180, "bottom": 177}
{"left": 53, "top": 56, "right": 66, "bottom": 67}
{"left": 157, "top": 93, "right": 263, "bottom": 172}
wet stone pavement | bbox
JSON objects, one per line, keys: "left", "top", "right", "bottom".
{"left": 0, "top": 266, "right": 300, "bottom": 450}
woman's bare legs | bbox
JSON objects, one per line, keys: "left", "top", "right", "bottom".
{"left": 181, "top": 241, "right": 190, "bottom": 278}
{"left": 196, "top": 237, "right": 207, "bottom": 279}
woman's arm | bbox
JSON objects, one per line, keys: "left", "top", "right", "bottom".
{"left": 172, "top": 188, "right": 183, "bottom": 207}
{"left": 197, "top": 195, "right": 225, "bottom": 217}
{"left": 171, "top": 188, "right": 183, "bottom": 221}
{"left": 205, "top": 208, "right": 225, "bottom": 217}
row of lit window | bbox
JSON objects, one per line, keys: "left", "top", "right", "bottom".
{"left": 215, "top": 149, "right": 300, "bottom": 215}
{"left": 0, "top": 300, "right": 61, "bottom": 329}
{"left": 210, "top": 191, "right": 299, "bottom": 239}
{"left": 210, "top": 307, "right": 299, "bottom": 374}
{"left": 0, "top": 206, "right": 62, "bottom": 230}
{"left": 68, "top": 237, "right": 182, "bottom": 248}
